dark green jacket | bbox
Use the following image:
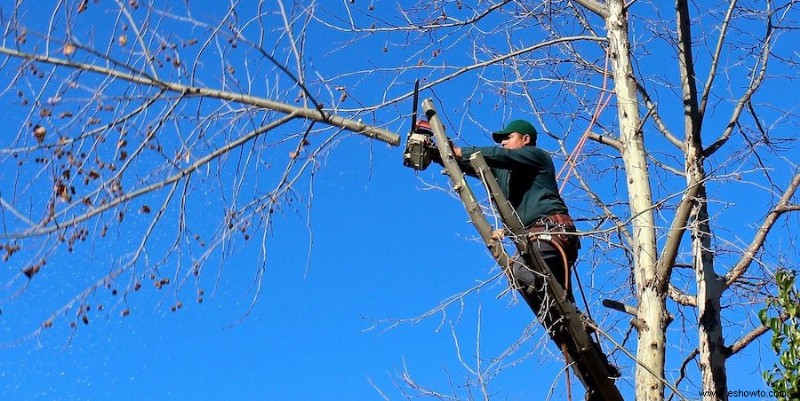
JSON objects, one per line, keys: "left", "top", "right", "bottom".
{"left": 458, "top": 145, "right": 568, "bottom": 227}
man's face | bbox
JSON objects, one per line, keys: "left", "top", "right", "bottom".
{"left": 500, "top": 132, "right": 530, "bottom": 149}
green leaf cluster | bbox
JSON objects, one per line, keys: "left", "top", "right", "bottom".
{"left": 759, "top": 269, "right": 800, "bottom": 401}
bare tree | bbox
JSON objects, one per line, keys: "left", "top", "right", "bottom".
{"left": 2, "top": 1, "right": 799, "bottom": 400}
{"left": 328, "top": 1, "right": 800, "bottom": 400}
{"left": 0, "top": 1, "right": 399, "bottom": 343}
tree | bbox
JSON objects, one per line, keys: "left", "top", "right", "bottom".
{"left": 760, "top": 269, "right": 800, "bottom": 400}
{"left": 1, "top": 0, "right": 399, "bottom": 342}
{"left": 2, "top": 1, "right": 799, "bottom": 400}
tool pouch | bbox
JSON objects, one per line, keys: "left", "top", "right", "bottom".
{"left": 527, "top": 215, "right": 580, "bottom": 265}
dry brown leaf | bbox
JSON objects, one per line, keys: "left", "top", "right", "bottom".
{"left": 33, "top": 125, "right": 46, "bottom": 143}
{"left": 63, "top": 43, "right": 77, "bottom": 56}
{"left": 58, "top": 185, "right": 72, "bottom": 202}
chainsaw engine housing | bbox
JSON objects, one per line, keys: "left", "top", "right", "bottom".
{"left": 403, "top": 132, "right": 433, "bottom": 171}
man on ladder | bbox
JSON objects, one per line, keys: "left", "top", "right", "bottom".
{"left": 419, "top": 118, "right": 620, "bottom": 380}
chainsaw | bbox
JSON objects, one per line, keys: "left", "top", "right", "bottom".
{"left": 402, "top": 80, "right": 437, "bottom": 171}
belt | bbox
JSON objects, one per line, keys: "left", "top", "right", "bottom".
{"left": 530, "top": 213, "right": 574, "bottom": 229}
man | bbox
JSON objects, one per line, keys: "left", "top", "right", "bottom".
{"left": 434, "top": 119, "right": 579, "bottom": 300}
{"left": 426, "top": 118, "right": 621, "bottom": 380}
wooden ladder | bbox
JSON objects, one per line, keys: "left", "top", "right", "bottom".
{"left": 422, "top": 99, "right": 624, "bottom": 401}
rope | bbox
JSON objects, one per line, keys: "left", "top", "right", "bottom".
{"left": 554, "top": 50, "right": 612, "bottom": 346}
{"left": 537, "top": 234, "right": 577, "bottom": 401}
{"left": 573, "top": 260, "right": 601, "bottom": 343}
{"left": 558, "top": 49, "right": 612, "bottom": 193}
{"left": 538, "top": 232, "right": 603, "bottom": 347}
{"left": 563, "top": 344, "right": 574, "bottom": 401}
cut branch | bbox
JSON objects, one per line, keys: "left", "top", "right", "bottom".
{"left": 587, "top": 131, "right": 623, "bottom": 151}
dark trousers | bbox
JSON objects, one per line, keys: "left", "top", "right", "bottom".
{"left": 507, "top": 234, "right": 579, "bottom": 348}
{"left": 507, "top": 233, "right": 619, "bottom": 387}
{"left": 509, "top": 235, "right": 576, "bottom": 303}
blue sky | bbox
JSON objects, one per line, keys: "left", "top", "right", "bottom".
{"left": 2, "top": 137, "right": 560, "bottom": 400}
{"left": 1, "top": 1, "right": 797, "bottom": 400}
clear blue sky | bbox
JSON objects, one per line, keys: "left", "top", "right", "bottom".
{"left": 1, "top": 1, "right": 794, "bottom": 400}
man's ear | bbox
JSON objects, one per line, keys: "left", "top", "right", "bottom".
{"left": 522, "top": 134, "right": 531, "bottom": 145}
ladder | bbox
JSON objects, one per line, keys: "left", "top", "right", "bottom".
{"left": 421, "top": 99, "right": 624, "bottom": 401}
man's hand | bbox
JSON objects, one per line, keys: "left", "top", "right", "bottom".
{"left": 452, "top": 146, "right": 462, "bottom": 158}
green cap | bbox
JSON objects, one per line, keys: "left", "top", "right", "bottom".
{"left": 492, "top": 119, "right": 538, "bottom": 145}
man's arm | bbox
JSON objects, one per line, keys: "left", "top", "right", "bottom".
{"left": 458, "top": 146, "right": 546, "bottom": 170}
{"left": 432, "top": 145, "right": 479, "bottom": 177}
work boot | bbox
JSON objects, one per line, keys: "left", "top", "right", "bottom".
{"left": 584, "top": 389, "right": 602, "bottom": 401}
{"left": 604, "top": 359, "right": 621, "bottom": 379}
{"left": 576, "top": 312, "right": 621, "bottom": 379}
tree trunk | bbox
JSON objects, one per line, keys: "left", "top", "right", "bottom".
{"left": 674, "top": 0, "right": 729, "bottom": 396}
{"left": 692, "top": 188, "right": 728, "bottom": 399}
{"left": 607, "top": 1, "right": 665, "bottom": 400}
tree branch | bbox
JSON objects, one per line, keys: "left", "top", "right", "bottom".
{"left": 666, "top": 349, "right": 698, "bottom": 401}
{"left": 668, "top": 284, "right": 697, "bottom": 307}
{"left": 654, "top": 180, "right": 702, "bottom": 290}
{"left": 703, "top": 13, "right": 772, "bottom": 157}
{"left": 0, "top": 46, "right": 400, "bottom": 145}
{"left": 315, "top": 0, "right": 513, "bottom": 32}
{"left": 343, "top": 35, "right": 607, "bottom": 113}
{"left": 697, "top": 0, "right": 738, "bottom": 119}
{"left": 727, "top": 326, "right": 767, "bottom": 357}
{"left": 587, "top": 131, "right": 623, "bottom": 151}
{"left": 634, "top": 81, "right": 682, "bottom": 149}
{"left": 572, "top": 0, "right": 610, "bottom": 19}
{"left": 0, "top": 113, "right": 299, "bottom": 240}
{"left": 724, "top": 173, "right": 800, "bottom": 287}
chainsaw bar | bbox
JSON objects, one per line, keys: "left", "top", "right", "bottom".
{"left": 409, "top": 79, "right": 419, "bottom": 137}
{"left": 402, "top": 79, "right": 433, "bottom": 171}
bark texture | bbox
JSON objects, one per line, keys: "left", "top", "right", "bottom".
{"left": 607, "top": 1, "right": 665, "bottom": 399}
{"left": 675, "top": 0, "right": 729, "bottom": 397}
